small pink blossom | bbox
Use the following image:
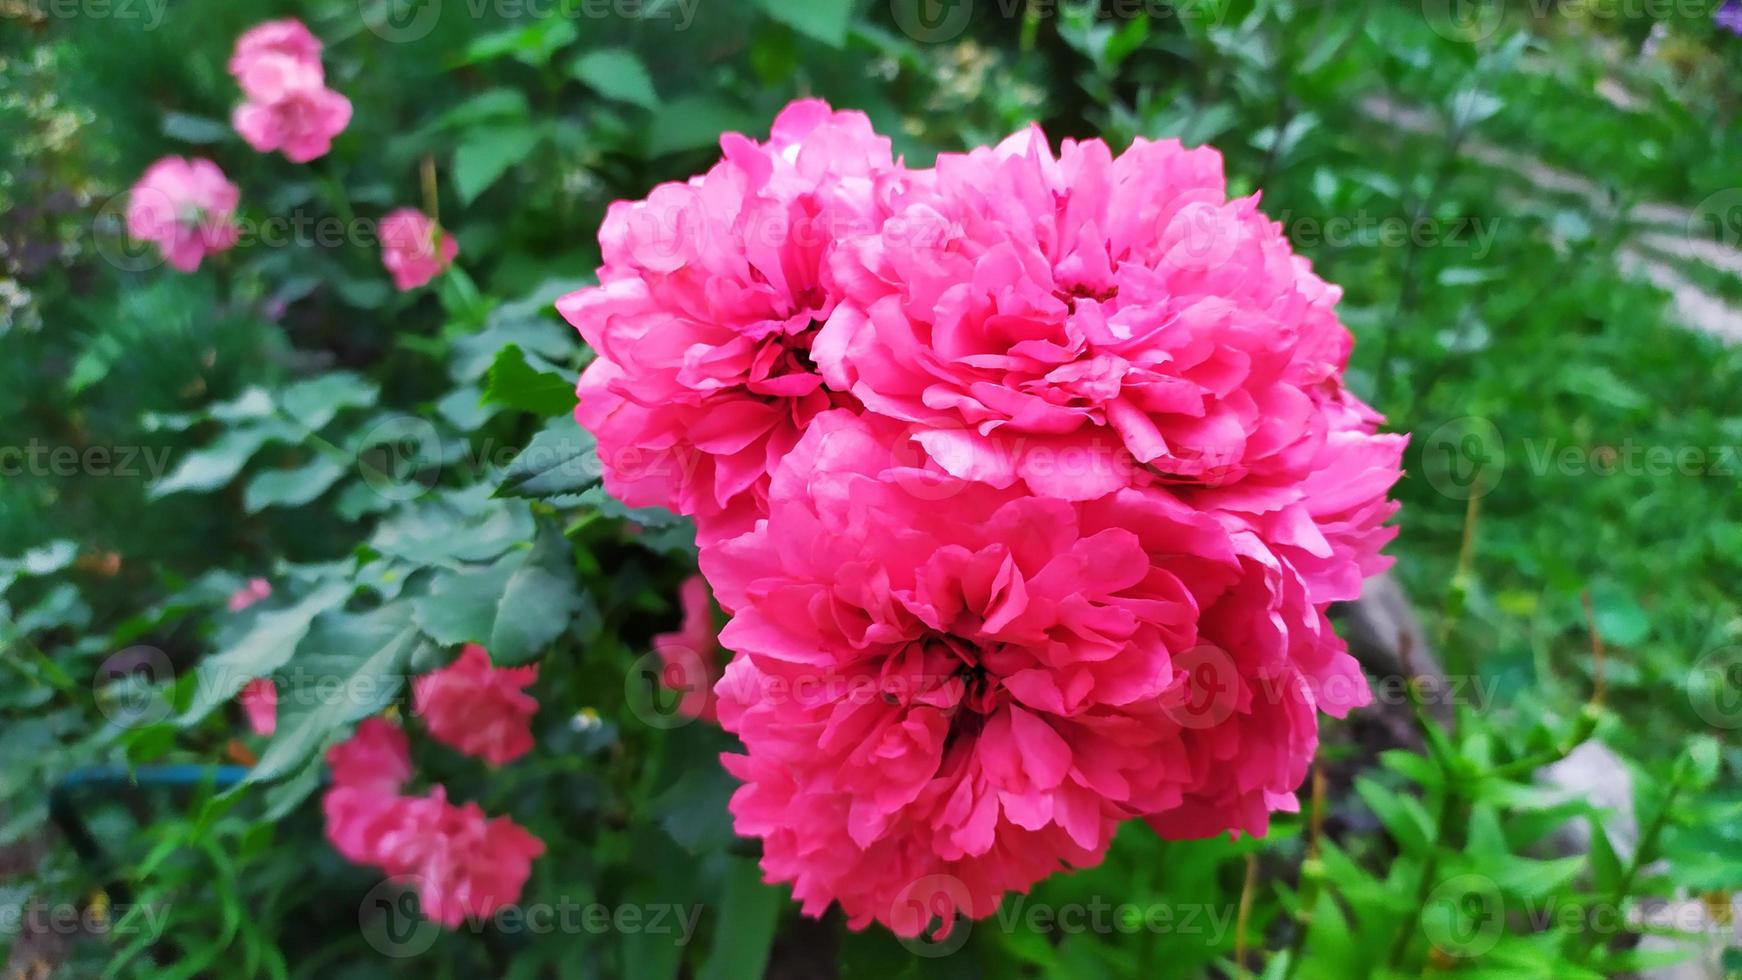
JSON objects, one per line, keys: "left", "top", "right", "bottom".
{"left": 238, "top": 678, "right": 276, "bottom": 736}
{"left": 322, "top": 718, "right": 415, "bottom": 866}
{"left": 379, "top": 208, "right": 458, "bottom": 291}
{"left": 370, "top": 788, "right": 546, "bottom": 928}
{"left": 413, "top": 644, "right": 538, "bottom": 766}
{"left": 232, "top": 84, "right": 352, "bottom": 164}
{"left": 228, "top": 18, "right": 322, "bottom": 76}
{"left": 125, "top": 157, "right": 240, "bottom": 272}
{"left": 227, "top": 577, "right": 272, "bottom": 612}
{"left": 652, "top": 575, "right": 720, "bottom": 721}
{"left": 320, "top": 718, "right": 544, "bottom": 926}
{"left": 229, "top": 18, "right": 350, "bottom": 163}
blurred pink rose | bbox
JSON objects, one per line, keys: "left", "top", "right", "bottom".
{"left": 379, "top": 208, "right": 458, "bottom": 290}
{"left": 125, "top": 157, "right": 240, "bottom": 272}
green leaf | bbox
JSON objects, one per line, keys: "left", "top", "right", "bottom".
{"left": 456, "top": 19, "right": 579, "bottom": 68}
{"left": 149, "top": 423, "right": 296, "bottom": 498}
{"left": 278, "top": 372, "right": 379, "bottom": 432}
{"left": 248, "top": 605, "right": 426, "bottom": 784}
{"left": 412, "top": 523, "right": 581, "bottom": 664}
{"left": 1588, "top": 582, "right": 1650, "bottom": 647}
{"left": 1354, "top": 777, "right": 1434, "bottom": 853}
{"left": 496, "top": 416, "right": 600, "bottom": 500}
{"left": 483, "top": 344, "right": 576, "bottom": 417}
{"left": 370, "top": 491, "right": 537, "bottom": 566}
{"left": 180, "top": 582, "right": 352, "bottom": 724}
{"left": 453, "top": 126, "right": 541, "bottom": 206}
{"left": 753, "top": 0, "right": 854, "bottom": 46}
{"left": 243, "top": 456, "right": 347, "bottom": 513}
{"left": 570, "top": 48, "right": 660, "bottom": 109}
{"left": 699, "top": 859, "right": 782, "bottom": 980}
{"left": 161, "top": 112, "right": 233, "bottom": 144}
{"left": 647, "top": 96, "right": 756, "bottom": 157}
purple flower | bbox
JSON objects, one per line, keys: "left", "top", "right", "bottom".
{"left": 1718, "top": 0, "right": 1742, "bottom": 36}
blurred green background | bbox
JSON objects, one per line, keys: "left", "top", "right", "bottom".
{"left": 4, "top": 0, "right": 1742, "bottom": 976}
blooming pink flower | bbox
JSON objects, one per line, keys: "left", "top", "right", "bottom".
{"left": 229, "top": 19, "right": 350, "bottom": 164}
{"left": 232, "top": 81, "right": 352, "bottom": 164}
{"left": 701, "top": 411, "right": 1371, "bottom": 936}
{"left": 816, "top": 130, "right": 1363, "bottom": 505}
{"left": 369, "top": 788, "right": 546, "bottom": 928}
{"left": 413, "top": 644, "right": 538, "bottom": 766}
{"left": 652, "top": 575, "right": 721, "bottom": 721}
{"left": 322, "top": 718, "right": 415, "bottom": 866}
{"left": 238, "top": 678, "right": 276, "bottom": 736}
{"left": 320, "top": 718, "right": 543, "bottom": 927}
{"left": 557, "top": 99, "right": 898, "bottom": 546}
{"left": 227, "top": 577, "right": 272, "bottom": 612}
{"left": 228, "top": 18, "right": 322, "bottom": 77}
{"left": 379, "top": 208, "right": 458, "bottom": 291}
{"left": 125, "top": 157, "right": 240, "bottom": 272}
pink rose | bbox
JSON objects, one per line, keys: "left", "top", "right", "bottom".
{"left": 226, "top": 577, "right": 272, "bottom": 612}
{"left": 412, "top": 644, "right": 538, "bottom": 766}
{"left": 557, "top": 99, "right": 898, "bottom": 547}
{"left": 651, "top": 575, "right": 721, "bottom": 721}
{"left": 125, "top": 157, "right": 240, "bottom": 272}
{"left": 238, "top": 678, "right": 276, "bottom": 736}
{"left": 379, "top": 208, "right": 458, "bottom": 291}
{"left": 229, "top": 18, "right": 350, "bottom": 163}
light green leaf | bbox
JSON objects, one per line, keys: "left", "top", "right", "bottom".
{"left": 278, "top": 372, "right": 379, "bottom": 432}
{"left": 570, "top": 48, "right": 660, "bottom": 109}
{"left": 699, "top": 858, "right": 782, "bottom": 980}
{"left": 496, "top": 416, "right": 599, "bottom": 500}
{"left": 412, "top": 523, "right": 581, "bottom": 664}
{"left": 248, "top": 604, "right": 426, "bottom": 784}
{"left": 753, "top": 0, "right": 854, "bottom": 46}
{"left": 483, "top": 344, "right": 576, "bottom": 418}
{"left": 453, "top": 126, "right": 541, "bottom": 206}
{"left": 243, "top": 456, "right": 347, "bottom": 513}
{"left": 647, "top": 96, "right": 756, "bottom": 157}
{"left": 149, "top": 422, "right": 297, "bottom": 498}
{"left": 180, "top": 582, "right": 352, "bottom": 724}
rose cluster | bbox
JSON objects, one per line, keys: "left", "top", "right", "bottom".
{"left": 558, "top": 100, "right": 1405, "bottom": 937}
{"left": 125, "top": 19, "right": 455, "bottom": 287}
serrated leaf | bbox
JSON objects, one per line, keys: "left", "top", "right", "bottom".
{"left": 412, "top": 523, "right": 581, "bottom": 664}
{"left": 483, "top": 344, "right": 576, "bottom": 417}
{"left": 753, "top": 0, "right": 853, "bottom": 46}
{"left": 180, "top": 582, "right": 352, "bottom": 724}
{"left": 248, "top": 605, "right": 425, "bottom": 784}
{"left": 496, "top": 417, "right": 599, "bottom": 500}
{"left": 453, "top": 126, "right": 541, "bottom": 206}
{"left": 149, "top": 423, "right": 296, "bottom": 498}
{"left": 570, "top": 48, "right": 660, "bottom": 109}
{"left": 278, "top": 372, "right": 379, "bottom": 431}
{"left": 243, "top": 456, "right": 347, "bottom": 513}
